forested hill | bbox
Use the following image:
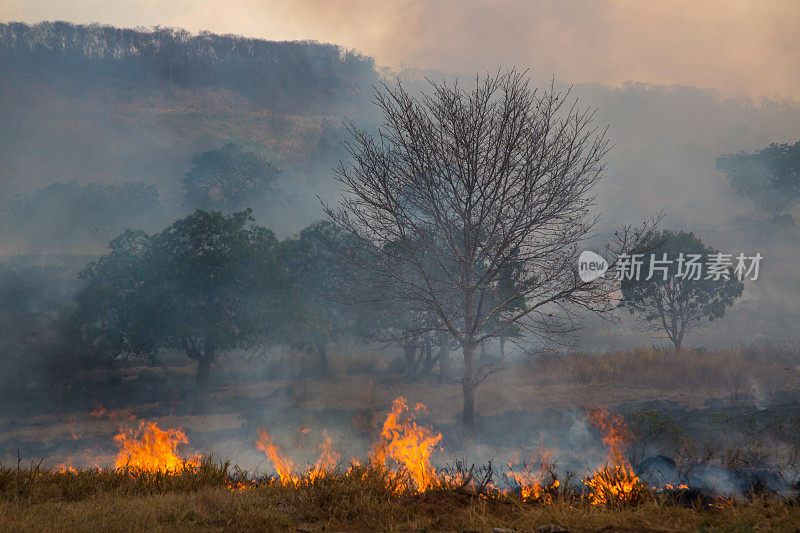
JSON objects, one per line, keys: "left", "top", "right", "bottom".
{"left": 0, "top": 21, "right": 383, "bottom": 248}
{"left": 0, "top": 21, "right": 377, "bottom": 114}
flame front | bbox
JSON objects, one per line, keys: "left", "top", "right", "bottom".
{"left": 505, "top": 450, "right": 559, "bottom": 502}
{"left": 114, "top": 421, "right": 199, "bottom": 472}
{"left": 51, "top": 401, "right": 678, "bottom": 504}
{"left": 370, "top": 396, "right": 442, "bottom": 492}
{"left": 584, "top": 408, "right": 644, "bottom": 505}
{"left": 256, "top": 428, "right": 298, "bottom": 484}
{"left": 308, "top": 430, "right": 340, "bottom": 482}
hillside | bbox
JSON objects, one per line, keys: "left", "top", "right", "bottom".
{"left": 0, "top": 21, "right": 380, "bottom": 249}
{"left": 0, "top": 21, "right": 377, "bottom": 114}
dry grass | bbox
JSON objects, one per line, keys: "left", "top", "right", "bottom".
{"left": 2, "top": 462, "right": 800, "bottom": 532}
{"left": 0, "top": 457, "right": 230, "bottom": 503}
{"left": 9, "top": 490, "right": 800, "bottom": 533}
{"left": 6, "top": 344, "right": 800, "bottom": 530}
{"left": 532, "top": 343, "right": 800, "bottom": 397}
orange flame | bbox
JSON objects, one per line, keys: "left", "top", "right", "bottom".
{"left": 114, "top": 421, "right": 199, "bottom": 472}
{"left": 55, "top": 457, "right": 77, "bottom": 473}
{"left": 370, "top": 396, "right": 442, "bottom": 492}
{"left": 307, "top": 430, "right": 341, "bottom": 481}
{"left": 256, "top": 428, "right": 341, "bottom": 484}
{"left": 256, "top": 428, "right": 297, "bottom": 484}
{"left": 586, "top": 408, "right": 630, "bottom": 463}
{"left": 584, "top": 408, "right": 643, "bottom": 505}
{"left": 505, "top": 450, "right": 559, "bottom": 502}
{"left": 665, "top": 483, "right": 690, "bottom": 490}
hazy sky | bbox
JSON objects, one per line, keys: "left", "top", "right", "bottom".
{"left": 2, "top": 0, "right": 799, "bottom": 99}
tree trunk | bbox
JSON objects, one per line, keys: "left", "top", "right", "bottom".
{"left": 673, "top": 337, "right": 682, "bottom": 353}
{"left": 462, "top": 341, "right": 477, "bottom": 439}
{"left": 438, "top": 345, "right": 450, "bottom": 383}
{"left": 403, "top": 339, "right": 417, "bottom": 382}
{"left": 419, "top": 337, "right": 433, "bottom": 377}
{"left": 500, "top": 336, "right": 506, "bottom": 358}
{"left": 317, "top": 342, "right": 329, "bottom": 377}
{"left": 196, "top": 355, "right": 212, "bottom": 387}
{"left": 195, "top": 335, "right": 215, "bottom": 388}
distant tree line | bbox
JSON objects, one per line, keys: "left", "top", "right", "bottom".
{"left": 64, "top": 209, "right": 473, "bottom": 388}
{"left": 0, "top": 21, "right": 378, "bottom": 113}
{"left": 716, "top": 141, "right": 800, "bottom": 224}
{"left": 3, "top": 181, "right": 164, "bottom": 250}
{"left": 65, "top": 210, "right": 371, "bottom": 386}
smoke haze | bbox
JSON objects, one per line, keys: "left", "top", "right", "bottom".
{"left": 4, "top": 0, "right": 800, "bottom": 100}
{"left": 0, "top": 6, "right": 799, "bottom": 506}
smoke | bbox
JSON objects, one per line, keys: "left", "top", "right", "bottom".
{"left": 0, "top": 18, "right": 799, "bottom": 501}
{"left": 9, "top": 1, "right": 800, "bottom": 100}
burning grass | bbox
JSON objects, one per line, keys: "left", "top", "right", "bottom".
{"left": 3, "top": 462, "right": 800, "bottom": 531}
{"left": 5, "top": 394, "right": 800, "bottom": 529}
{"left": 583, "top": 408, "right": 647, "bottom": 506}
{"left": 369, "top": 397, "right": 442, "bottom": 492}
{"left": 114, "top": 420, "right": 200, "bottom": 471}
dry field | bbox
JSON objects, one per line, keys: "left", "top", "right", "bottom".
{"left": 3, "top": 344, "right": 800, "bottom": 531}
{"left": 2, "top": 461, "right": 800, "bottom": 532}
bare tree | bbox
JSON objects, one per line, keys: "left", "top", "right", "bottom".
{"left": 326, "top": 70, "right": 656, "bottom": 437}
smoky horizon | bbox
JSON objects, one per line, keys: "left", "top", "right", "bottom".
{"left": 0, "top": 10, "right": 799, "bottom": 530}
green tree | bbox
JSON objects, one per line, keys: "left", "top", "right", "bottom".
{"left": 71, "top": 210, "right": 285, "bottom": 386}
{"left": 276, "top": 221, "right": 376, "bottom": 376}
{"left": 620, "top": 230, "right": 744, "bottom": 352}
{"left": 491, "top": 247, "right": 526, "bottom": 357}
{"left": 183, "top": 143, "right": 283, "bottom": 212}
{"left": 716, "top": 141, "right": 800, "bottom": 220}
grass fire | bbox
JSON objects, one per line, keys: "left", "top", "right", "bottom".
{"left": 113, "top": 421, "right": 200, "bottom": 472}
{"left": 6, "top": 395, "right": 800, "bottom": 530}
{"left": 2, "top": 5, "right": 800, "bottom": 531}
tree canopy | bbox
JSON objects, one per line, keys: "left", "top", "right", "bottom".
{"left": 70, "top": 209, "right": 285, "bottom": 385}
{"left": 276, "top": 220, "right": 370, "bottom": 376}
{"left": 620, "top": 230, "right": 744, "bottom": 352}
{"left": 716, "top": 141, "right": 800, "bottom": 218}
{"left": 183, "top": 143, "right": 283, "bottom": 212}
{"left": 326, "top": 70, "right": 654, "bottom": 435}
